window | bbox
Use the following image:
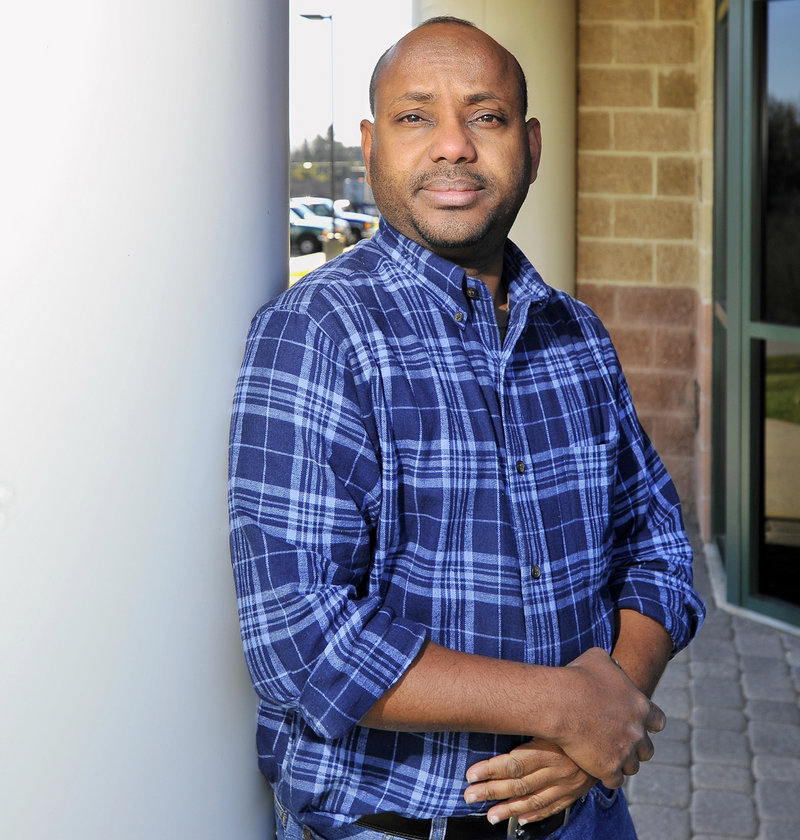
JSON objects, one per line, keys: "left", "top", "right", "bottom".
{"left": 713, "top": 0, "right": 800, "bottom": 624}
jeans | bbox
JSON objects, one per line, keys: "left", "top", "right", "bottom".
{"left": 275, "top": 784, "right": 638, "bottom": 840}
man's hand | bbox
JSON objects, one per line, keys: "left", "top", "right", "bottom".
{"left": 553, "top": 647, "right": 665, "bottom": 788}
{"left": 463, "top": 739, "right": 595, "bottom": 825}
{"left": 360, "top": 640, "right": 664, "bottom": 789}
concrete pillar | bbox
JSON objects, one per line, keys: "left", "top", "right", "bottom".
{"left": 413, "top": 0, "right": 577, "bottom": 293}
{"left": 0, "top": 1, "right": 286, "bottom": 837}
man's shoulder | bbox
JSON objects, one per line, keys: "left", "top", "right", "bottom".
{"left": 267, "top": 242, "right": 383, "bottom": 312}
{"left": 537, "top": 284, "right": 611, "bottom": 337}
{"left": 248, "top": 240, "right": 392, "bottom": 356}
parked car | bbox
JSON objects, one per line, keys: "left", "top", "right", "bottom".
{"left": 292, "top": 196, "right": 378, "bottom": 243}
{"left": 289, "top": 207, "right": 327, "bottom": 256}
{"left": 290, "top": 201, "right": 352, "bottom": 244}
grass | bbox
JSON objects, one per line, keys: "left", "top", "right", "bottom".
{"left": 766, "top": 354, "right": 800, "bottom": 425}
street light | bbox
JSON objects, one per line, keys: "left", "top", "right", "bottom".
{"left": 300, "top": 13, "right": 336, "bottom": 214}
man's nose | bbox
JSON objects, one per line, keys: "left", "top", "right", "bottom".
{"left": 428, "top": 115, "right": 477, "bottom": 164}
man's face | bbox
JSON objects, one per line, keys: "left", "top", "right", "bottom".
{"left": 360, "top": 24, "right": 541, "bottom": 263}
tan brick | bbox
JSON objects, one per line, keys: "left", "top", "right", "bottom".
{"left": 658, "top": 69, "right": 697, "bottom": 108}
{"left": 657, "top": 157, "right": 697, "bottom": 196}
{"left": 615, "top": 112, "right": 692, "bottom": 151}
{"left": 579, "top": 23, "right": 615, "bottom": 63}
{"left": 579, "top": 111, "right": 613, "bottom": 150}
{"left": 577, "top": 241, "right": 653, "bottom": 282}
{"left": 659, "top": 0, "right": 697, "bottom": 21}
{"left": 580, "top": 153, "right": 653, "bottom": 194}
{"left": 617, "top": 25, "right": 695, "bottom": 64}
{"left": 579, "top": 68, "right": 653, "bottom": 107}
{"left": 699, "top": 153, "right": 714, "bottom": 202}
{"left": 578, "top": 197, "right": 614, "bottom": 237}
{"left": 657, "top": 243, "right": 700, "bottom": 284}
{"left": 655, "top": 327, "right": 697, "bottom": 369}
{"left": 617, "top": 285, "right": 696, "bottom": 325}
{"left": 615, "top": 198, "right": 694, "bottom": 239}
{"left": 580, "top": 0, "right": 656, "bottom": 21}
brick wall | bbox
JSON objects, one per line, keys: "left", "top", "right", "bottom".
{"left": 576, "top": 0, "right": 715, "bottom": 529}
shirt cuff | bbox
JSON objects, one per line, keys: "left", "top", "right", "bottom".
{"left": 299, "top": 608, "right": 429, "bottom": 741}
{"left": 610, "top": 575, "right": 705, "bottom": 654}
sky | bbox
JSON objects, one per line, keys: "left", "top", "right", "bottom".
{"left": 768, "top": 0, "right": 800, "bottom": 108}
{"left": 290, "top": 0, "right": 413, "bottom": 150}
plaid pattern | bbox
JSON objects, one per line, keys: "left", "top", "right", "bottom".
{"left": 228, "top": 221, "right": 705, "bottom": 830}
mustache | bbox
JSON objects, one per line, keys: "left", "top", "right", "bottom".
{"left": 409, "top": 167, "right": 489, "bottom": 191}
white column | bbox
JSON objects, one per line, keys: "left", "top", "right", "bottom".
{"left": 0, "top": 2, "right": 286, "bottom": 837}
{"left": 413, "top": 0, "right": 577, "bottom": 293}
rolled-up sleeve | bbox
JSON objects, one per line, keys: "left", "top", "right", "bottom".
{"left": 606, "top": 366, "right": 706, "bottom": 653}
{"left": 228, "top": 304, "right": 427, "bottom": 740}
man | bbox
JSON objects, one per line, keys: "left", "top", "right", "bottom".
{"left": 228, "top": 17, "right": 705, "bottom": 840}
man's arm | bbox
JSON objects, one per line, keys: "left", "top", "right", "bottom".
{"left": 360, "top": 639, "right": 665, "bottom": 790}
{"left": 459, "top": 609, "right": 674, "bottom": 823}
{"left": 612, "top": 608, "right": 673, "bottom": 697}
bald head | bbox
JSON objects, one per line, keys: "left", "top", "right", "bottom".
{"left": 369, "top": 17, "right": 528, "bottom": 119}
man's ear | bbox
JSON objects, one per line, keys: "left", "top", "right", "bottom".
{"left": 526, "top": 117, "right": 542, "bottom": 185}
{"left": 360, "top": 119, "right": 374, "bottom": 185}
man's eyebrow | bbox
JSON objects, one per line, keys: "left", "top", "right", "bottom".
{"left": 387, "top": 90, "right": 509, "bottom": 108}
{"left": 388, "top": 91, "right": 436, "bottom": 107}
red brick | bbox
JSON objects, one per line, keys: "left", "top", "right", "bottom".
{"left": 650, "top": 413, "right": 697, "bottom": 456}
{"left": 626, "top": 370, "right": 694, "bottom": 413}
{"left": 655, "top": 327, "right": 696, "bottom": 370}
{"left": 616, "top": 286, "right": 696, "bottom": 326}
{"left": 609, "top": 326, "right": 656, "bottom": 369}
{"left": 576, "top": 283, "right": 618, "bottom": 323}
{"left": 660, "top": 454, "right": 695, "bottom": 513}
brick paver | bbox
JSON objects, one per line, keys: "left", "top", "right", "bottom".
{"left": 626, "top": 526, "right": 800, "bottom": 839}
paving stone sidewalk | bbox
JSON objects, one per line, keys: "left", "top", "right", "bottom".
{"left": 626, "top": 528, "right": 800, "bottom": 840}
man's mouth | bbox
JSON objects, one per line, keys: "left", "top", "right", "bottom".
{"left": 418, "top": 179, "right": 484, "bottom": 207}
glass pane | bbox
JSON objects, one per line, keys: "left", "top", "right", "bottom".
{"left": 759, "top": 340, "right": 800, "bottom": 606}
{"left": 762, "top": 0, "right": 800, "bottom": 326}
{"left": 713, "top": 6, "right": 728, "bottom": 314}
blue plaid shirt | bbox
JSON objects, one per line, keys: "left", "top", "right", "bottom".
{"left": 228, "top": 221, "right": 705, "bottom": 830}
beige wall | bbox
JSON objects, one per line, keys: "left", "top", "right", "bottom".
{"left": 413, "top": 0, "right": 577, "bottom": 292}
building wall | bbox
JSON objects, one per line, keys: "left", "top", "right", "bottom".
{"left": 575, "top": 0, "right": 716, "bottom": 531}
{"left": 413, "top": 0, "right": 577, "bottom": 292}
{"left": 0, "top": 2, "right": 286, "bottom": 836}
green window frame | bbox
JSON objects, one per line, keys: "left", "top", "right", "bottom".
{"left": 714, "top": 0, "right": 800, "bottom": 626}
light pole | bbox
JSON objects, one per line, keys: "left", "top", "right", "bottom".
{"left": 300, "top": 13, "right": 335, "bottom": 212}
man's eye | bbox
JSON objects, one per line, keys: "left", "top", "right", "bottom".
{"left": 398, "top": 114, "right": 424, "bottom": 123}
{"left": 475, "top": 113, "right": 504, "bottom": 125}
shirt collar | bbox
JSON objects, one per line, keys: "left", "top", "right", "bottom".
{"left": 372, "top": 218, "right": 552, "bottom": 323}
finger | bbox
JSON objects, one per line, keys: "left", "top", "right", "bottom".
{"left": 484, "top": 791, "right": 551, "bottom": 824}
{"left": 622, "top": 755, "right": 640, "bottom": 777}
{"left": 465, "top": 753, "right": 525, "bottom": 784}
{"left": 646, "top": 701, "right": 666, "bottom": 733}
{"left": 600, "top": 769, "right": 623, "bottom": 790}
{"left": 517, "top": 780, "right": 595, "bottom": 825}
{"left": 464, "top": 774, "right": 536, "bottom": 805}
{"left": 636, "top": 733, "right": 655, "bottom": 763}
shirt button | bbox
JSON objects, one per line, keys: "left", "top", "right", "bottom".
{"left": 531, "top": 565, "right": 542, "bottom": 580}
{"left": 466, "top": 288, "right": 479, "bottom": 299}
{"left": 516, "top": 460, "right": 526, "bottom": 474}
{"left": 454, "top": 311, "right": 464, "bottom": 322}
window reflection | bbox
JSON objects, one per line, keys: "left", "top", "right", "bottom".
{"left": 763, "top": 0, "right": 800, "bottom": 326}
{"left": 760, "top": 341, "right": 800, "bottom": 605}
